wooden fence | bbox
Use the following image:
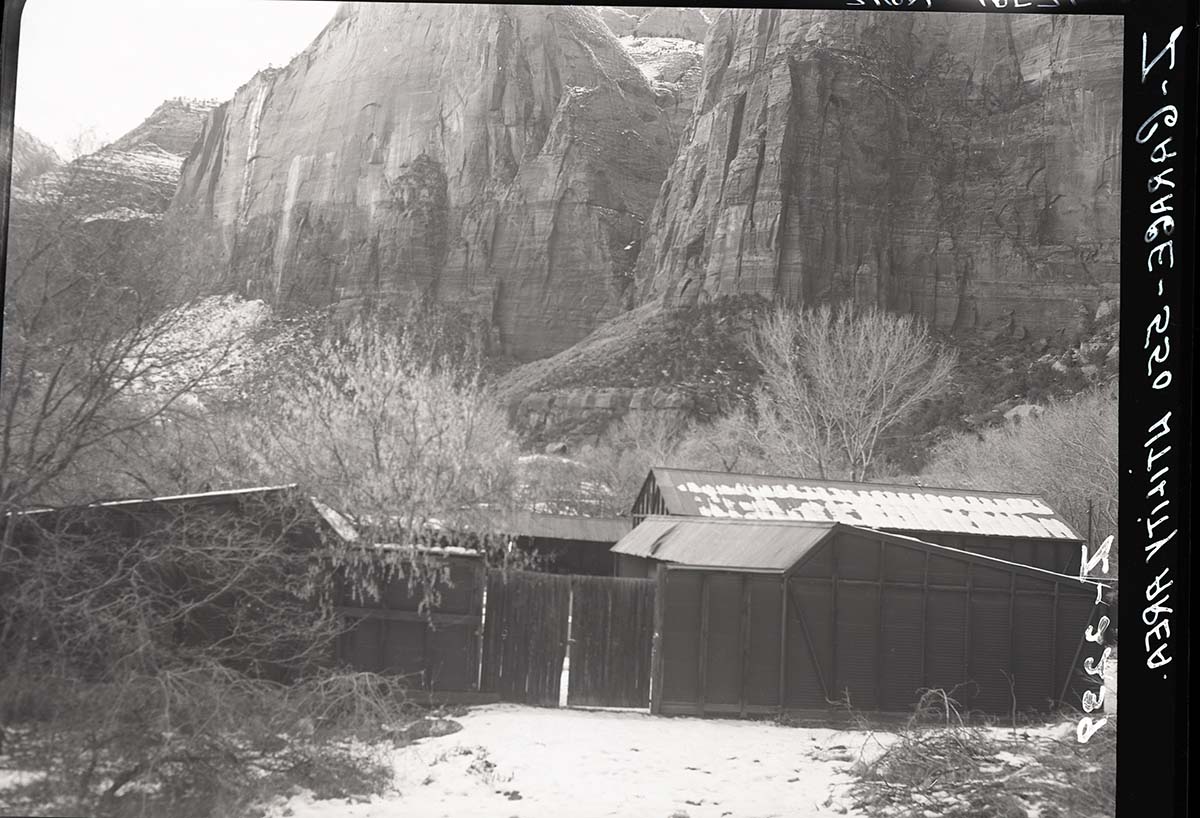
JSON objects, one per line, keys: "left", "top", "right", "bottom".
{"left": 567, "top": 575, "right": 656, "bottom": 708}
{"left": 335, "top": 554, "right": 485, "bottom": 693}
{"left": 337, "top": 562, "right": 658, "bottom": 709}
{"left": 480, "top": 570, "right": 572, "bottom": 706}
{"left": 480, "top": 570, "right": 656, "bottom": 708}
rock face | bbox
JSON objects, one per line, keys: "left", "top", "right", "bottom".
{"left": 632, "top": 7, "right": 712, "bottom": 42}
{"left": 636, "top": 10, "right": 1122, "bottom": 338}
{"left": 9, "top": 127, "right": 62, "bottom": 190}
{"left": 595, "top": 7, "right": 713, "bottom": 42}
{"left": 620, "top": 37, "right": 705, "bottom": 148}
{"left": 170, "top": 3, "right": 676, "bottom": 361}
{"left": 13, "top": 98, "right": 215, "bottom": 223}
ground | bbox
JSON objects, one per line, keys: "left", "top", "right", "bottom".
{"left": 262, "top": 704, "right": 888, "bottom": 818}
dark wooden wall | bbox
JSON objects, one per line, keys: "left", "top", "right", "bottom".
{"left": 335, "top": 555, "right": 485, "bottom": 691}
{"left": 905, "top": 531, "right": 1082, "bottom": 576}
{"left": 520, "top": 537, "right": 615, "bottom": 576}
{"left": 655, "top": 531, "right": 1105, "bottom": 718}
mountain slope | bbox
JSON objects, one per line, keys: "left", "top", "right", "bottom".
{"left": 9, "top": 127, "right": 62, "bottom": 190}
{"left": 12, "top": 98, "right": 215, "bottom": 224}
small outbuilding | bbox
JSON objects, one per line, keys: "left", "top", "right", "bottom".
{"left": 624, "top": 467, "right": 1085, "bottom": 577}
{"left": 613, "top": 516, "right": 1107, "bottom": 717}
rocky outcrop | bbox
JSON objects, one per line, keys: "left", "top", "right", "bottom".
{"left": 515, "top": 386, "right": 694, "bottom": 445}
{"left": 620, "top": 36, "right": 704, "bottom": 147}
{"left": 632, "top": 7, "right": 712, "bottom": 42}
{"left": 9, "top": 127, "right": 62, "bottom": 190}
{"left": 596, "top": 6, "right": 639, "bottom": 37}
{"left": 13, "top": 98, "right": 215, "bottom": 223}
{"left": 636, "top": 10, "right": 1122, "bottom": 339}
{"left": 595, "top": 7, "right": 712, "bottom": 42}
{"left": 169, "top": 3, "right": 675, "bottom": 361}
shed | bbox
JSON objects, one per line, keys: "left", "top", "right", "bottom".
{"left": 619, "top": 517, "right": 1108, "bottom": 717}
{"left": 627, "top": 467, "right": 1085, "bottom": 576}
{"left": 4, "top": 485, "right": 356, "bottom": 682}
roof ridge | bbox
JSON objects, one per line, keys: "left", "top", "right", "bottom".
{"left": 650, "top": 466, "right": 1050, "bottom": 500}
{"left": 637, "top": 515, "right": 837, "bottom": 527}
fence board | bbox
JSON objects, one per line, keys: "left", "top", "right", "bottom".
{"left": 567, "top": 576, "right": 656, "bottom": 708}
{"left": 334, "top": 555, "right": 484, "bottom": 691}
{"left": 481, "top": 570, "right": 571, "bottom": 706}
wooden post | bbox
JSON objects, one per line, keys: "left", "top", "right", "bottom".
{"left": 1050, "top": 582, "right": 1060, "bottom": 704}
{"left": 1007, "top": 570, "right": 1017, "bottom": 708}
{"left": 739, "top": 574, "right": 751, "bottom": 716}
{"left": 650, "top": 564, "right": 666, "bottom": 715}
{"left": 875, "top": 539, "right": 885, "bottom": 709}
{"left": 963, "top": 563, "right": 973, "bottom": 702}
{"left": 920, "top": 551, "right": 930, "bottom": 691}
{"left": 698, "top": 573, "right": 710, "bottom": 715}
{"left": 778, "top": 577, "right": 788, "bottom": 712}
{"left": 830, "top": 547, "right": 839, "bottom": 704}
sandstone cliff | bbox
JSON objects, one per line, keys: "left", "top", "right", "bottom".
{"left": 8, "top": 127, "right": 62, "bottom": 191}
{"left": 620, "top": 36, "right": 704, "bottom": 147}
{"left": 636, "top": 10, "right": 1122, "bottom": 338}
{"left": 170, "top": 2, "right": 676, "bottom": 361}
{"left": 596, "top": 7, "right": 712, "bottom": 42}
{"left": 13, "top": 98, "right": 215, "bottom": 224}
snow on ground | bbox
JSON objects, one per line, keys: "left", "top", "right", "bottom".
{"left": 263, "top": 704, "right": 894, "bottom": 818}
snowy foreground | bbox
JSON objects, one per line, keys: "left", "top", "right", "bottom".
{"left": 263, "top": 704, "right": 893, "bottom": 818}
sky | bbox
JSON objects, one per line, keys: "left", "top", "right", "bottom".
{"left": 14, "top": 0, "right": 341, "bottom": 158}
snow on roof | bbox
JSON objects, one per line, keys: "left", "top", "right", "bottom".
{"left": 644, "top": 467, "right": 1083, "bottom": 541}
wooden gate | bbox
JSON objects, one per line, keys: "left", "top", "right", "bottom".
{"left": 567, "top": 575, "right": 656, "bottom": 708}
{"left": 480, "top": 570, "right": 656, "bottom": 708}
{"left": 480, "top": 570, "right": 572, "bottom": 706}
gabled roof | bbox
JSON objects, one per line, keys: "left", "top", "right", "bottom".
{"left": 613, "top": 517, "right": 837, "bottom": 572}
{"left": 612, "top": 516, "right": 1106, "bottom": 588}
{"left": 641, "top": 467, "right": 1083, "bottom": 541}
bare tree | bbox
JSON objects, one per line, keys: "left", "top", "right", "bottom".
{"left": 922, "top": 385, "right": 1118, "bottom": 569}
{"left": 241, "top": 318, "right": 517, "bottom": 538}
{"left": 673, "top": 405, "right": 767, "bottom": 474}
{"left": 0, "top": 494, "right": 410, "bottom": 815}
{"left": 751, "top": 303, "right": 957, "bottom": 481}
{"left": 569, "top": 411, "right": 689, "bottom": 514}
{"left": 1, "top": 144, "right": 253, "bottom": 512}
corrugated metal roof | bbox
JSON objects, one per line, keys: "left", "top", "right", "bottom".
{"left": 460, "top": 511, "right": 629, "bottom": 543}
{"left": 614, "top": 516, "right": 1107, "bottom": 589}
{"left": 498, "top": 511, "right": 630, "bottom": 543}
{"left": 647, "top": 468, "right": 1082, "bottom": 541}
{"left": 612, "top": 517, "right": 838, "bottom": 572}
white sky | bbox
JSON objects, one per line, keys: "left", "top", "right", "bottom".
{"left": 14, "top": 0, "right": 341, "bottom": 158}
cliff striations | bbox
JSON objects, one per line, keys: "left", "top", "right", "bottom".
{"left": 8, "top": 127, "right": 63, "bottom": 191}
{"left": 636, "top": 10, "right": 1122, "bottom": 338}
{"left": 12, "top": 98, "right": 216, "bottom": 224}
{"left": 170, "top": 2, "right": 676, "bottom": 361}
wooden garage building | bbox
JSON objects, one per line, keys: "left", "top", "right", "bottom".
{"left": 614, "top": 516, "right": 1107, "bottom": 717}
{"left": 622, "top": 468, "right": 1086, "bottom": 578}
